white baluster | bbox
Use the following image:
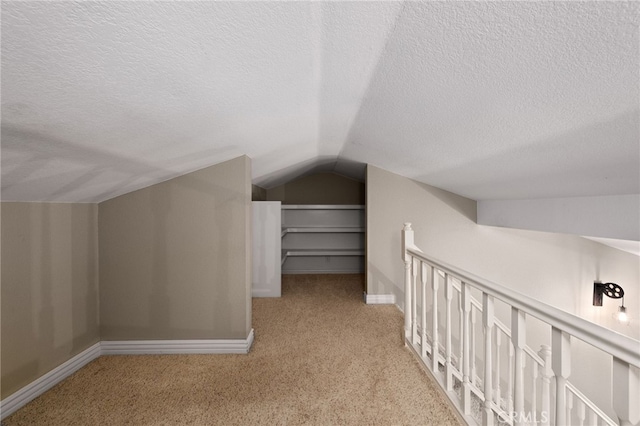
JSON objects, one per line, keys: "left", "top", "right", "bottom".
{"left": 508, "top": 343, "right": 514, "bottom": 415}
{"left": 483, "top": 293, "right": 495, "bottom": 426}
{"left": 421, "top": 262, "right": 427, "bottom": 359}
{"left": 538, "top": 345, "right": 552, "bottom": 426}
{"left": 511, "top": 308, "right": 526, "bottom": 426}
{"left": 495, "top": 329, "right": 502, "bottom": 408}
{"left": 531, "top": 362, "right": 538, "bottom": 425}
{"left": 432, "top": 266, "right": 439, "bottom": 372}
{"left": 412, "top": 257, "right": 418, "bottom": 345}
{"left": 566, "top": 390, "right": 573, "bottom": 425}
{"left": 612, "top": 357, "right": 640, "bottom": 426}
{"left": 552, "top": 327, "right": 571, "bottom": 426}
{"left": 587, "top": 409, "right": 597, "bottom": 426}
{"left": 445, "top": 273, "right": 454, "bottom": 391}
{"left": 471, "top": 307, "right": 477, "bottom": 387}
{"left": 462, "top": 281, "right": 472, "bottom": 416}
{"left": 458, "top": 291, "right": 464, "bottom": 374}
{"left": 402, "top": 223, "right": 413, "bottom": 342}
{"left": 511, "top": 307, "right": 527, "bottom": 424}
{"left": 577, "top": 399, "right": 586, "bottom": 426}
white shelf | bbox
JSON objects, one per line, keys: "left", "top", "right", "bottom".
{"left": 281, "top": 204, "right": 365, "bottom": 274}
{"left": 281, "top": 249, "right": 365, "bottom": 266}
{"left": 283, "top": 249, "right": 365, "bottom": 257}
{"left": 281, "top": 227, "right": 365, "bottom": 237}
{"left": 281, "top": 205, "right": 364, "bottom": 210}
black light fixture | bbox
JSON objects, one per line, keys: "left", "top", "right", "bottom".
{"left": 593, "top": 281, "right": 628, "bottom": 323}
{"left": 593, "top": 281, "right": 624, "bottom": 306}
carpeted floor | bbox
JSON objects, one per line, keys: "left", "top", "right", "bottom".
{"left": 4, "top": 274, "right": 461, "bottom": 425}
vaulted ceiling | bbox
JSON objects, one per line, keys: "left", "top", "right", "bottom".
{"left": 2, "top": 2, "right": 638, "bottom": 208}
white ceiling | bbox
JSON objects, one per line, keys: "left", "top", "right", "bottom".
{"left": 2, "top": 2, "right": 638, "bottom": 205}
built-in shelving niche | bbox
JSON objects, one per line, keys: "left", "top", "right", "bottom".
{"left": 281, "top": 205, "right": 365, "bottom": 274}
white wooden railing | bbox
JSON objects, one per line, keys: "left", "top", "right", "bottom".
{"left": 401, "top": 223, "right": 640, "bottom": 426}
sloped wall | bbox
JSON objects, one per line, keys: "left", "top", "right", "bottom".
{"left": 99, "top": 156, "right": 252, "bottom": 340}
{"left": 1, "top": 202, "right": 99, "bottom": 399}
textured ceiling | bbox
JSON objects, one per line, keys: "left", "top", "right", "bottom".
{"left": 2, "top": 1, "right": 638, "bottom": 204}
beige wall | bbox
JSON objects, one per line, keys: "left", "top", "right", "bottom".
{"left": 367, "top": 165, "right": 639, "bottom": 337}
{"left": 366, "top": 164, "right": 639, "bottom": 415}
{"left": 99, "top": 156, "right": 252, "bottom": 340}
{"left": 266, "top": 172, "right": 365, "bottom": 205}
{"left": 1, "top": 202, "right": 99, "bottom": 399}
{"left": 252, "top": 184, "right": 267, "bottom": 201}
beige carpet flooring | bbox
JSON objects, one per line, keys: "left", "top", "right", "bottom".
{"left": 4, "top": 274, "right": 461, "bottom": 425}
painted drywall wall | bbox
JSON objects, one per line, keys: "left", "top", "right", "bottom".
{"left": 478, "top": 195, "right": 640, "bottom": 241}
{"left": 99, "top": 156, "right": 252, "bottom": 340}
{"left": 1, "top": 202, "right": 99, "bottom": 399}
{"left": 266, "top": 172, "right": 365, "bottom": 205}
{"left": 367, "top": 165, "right": 638, "bottom": 337}
{"left": 252, "top": 185, "right": 267, "bottom": 201}
{"left": 366, "top": 165, "right": 639, "bottom": 416}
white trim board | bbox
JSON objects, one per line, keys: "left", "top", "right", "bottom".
{"left": 0, "top": 330, "right": 255, "bottom": 420}
{"left": 282, "top": 269, "right": 364, "bottom": 274}
{"left": 364, "top": 293, "right": 396, "bottom": 305}
{"left": 251, "top": 288, "right": 280, "bottom": 298}
{"left": 0, "top": 342, "right": 102, "bottom": 420}
{"left": 101, "top": 330, "right": 255, "bottom": 355}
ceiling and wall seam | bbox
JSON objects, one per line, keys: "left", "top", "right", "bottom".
{"left": 1, "top": 1, "right": 637, "bottom": 249}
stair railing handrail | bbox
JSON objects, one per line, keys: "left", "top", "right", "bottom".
{"left": 566, "top": 382, "right": 618, "bottom": 426}
{"left": 405, "top": 244, "right": 639, "bottom": 367}
{"left": 447, "top": 273, "right": 548, "bottom": 368}
{"left": 401, "top": 223, "right": 639, "bottom": 426}
{"left": 444, "top": 270, "right": 615, "bottom": 424}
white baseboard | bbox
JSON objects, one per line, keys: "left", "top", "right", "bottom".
{"left": 0, "top": 342, "right": 101, "bottom": 420}
{"left": 101, "top": 329, "right": 255, "bottom": 355}
{"left": 252, "top": 288, "right": 281, "bottom": 298}
{"left": 282, "top": 269, "right": 364, "bottom": 274}
{"left": 364, "top": 293, "right": 396, "bottom": 305}
{"left": 1, "top": 330, "right": 255, "bottom": 419}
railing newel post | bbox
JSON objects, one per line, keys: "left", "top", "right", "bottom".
{"left": 402, "top": 223, "right": 413, "bottom": 343}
